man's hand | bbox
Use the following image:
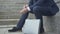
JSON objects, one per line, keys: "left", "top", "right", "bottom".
{"left": 20, "top": 8, "right": 28, "bottom": 14}
{"left": 23, "top": 4, "right": 28, "bottom": 8}
{"left": 20, "top": 4, "right": 29, "bottom": 14}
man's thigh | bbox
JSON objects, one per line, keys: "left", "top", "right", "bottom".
{"left": 33, "top": 6, "right": 54, "bottom": 16}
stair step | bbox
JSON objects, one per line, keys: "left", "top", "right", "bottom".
{"left": 0, "top": 25, "right": 16, "bottom": 28}
{"left": 0, "top": 19, "right": 19, "bottom": 21}
{"left": 0, "top": 19, "right": 19, "bottom": 25}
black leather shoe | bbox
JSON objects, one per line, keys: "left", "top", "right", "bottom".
{"left": 40, "top": 28, "right": 44, "bottom": 33}
{"left": 8, "top": 27, "right": 22, "bottom": 32}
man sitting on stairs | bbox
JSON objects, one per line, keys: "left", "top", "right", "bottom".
{"left": 8, "top": 0, "right": 59, "bottom": 33}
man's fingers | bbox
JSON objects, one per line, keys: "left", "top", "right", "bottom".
{"left": 20, "top": 10, "right": 24, "bottom": 14}
{"left": 19, "top": 8, "right": 28, "bottom": 14}
{"left": 20, "top": 9, "right": 26, "bottom": 14}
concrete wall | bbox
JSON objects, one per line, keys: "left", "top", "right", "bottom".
{"left": 43, "top": 0, "right": 60, "bottom": 33}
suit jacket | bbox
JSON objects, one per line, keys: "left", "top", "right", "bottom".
{"left": 28, "top": 0, "right": 59, "bottom": 16}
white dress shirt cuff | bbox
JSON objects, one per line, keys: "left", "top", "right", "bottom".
{"left": 27, "top": 7, "right": 31, "bottom": 11}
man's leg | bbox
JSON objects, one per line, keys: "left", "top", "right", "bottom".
{"left": 35, "top": 14, "right": 44, "bottom": 33}
{"left": 17, "top": 12, "right": 29, "bottom": 29}
{"left": 32, "top": 6, "right": 44, "bottom": 33}
{"left": 8, "top": 12, "right": 29, "bottom": 32}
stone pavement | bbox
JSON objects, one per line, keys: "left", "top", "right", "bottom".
{"left": 0, "top": 25, "right": 24, "bottom": 34}
{"left": 0, "top": 27, "right": 58, "bottom": 34}
{"left": 0, "top": 28, "right": 24, "bottom": 34}
{"left": 0, "top": 25, "right": 59, "bottom": 34}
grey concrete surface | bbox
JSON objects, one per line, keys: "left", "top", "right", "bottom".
{"left": 0, "top": 25, "right": 58, "bottom": 34}
{"left": 43, "top": 5, "right": 60, "bottom": 34}
{"left": 0, "top": 28, "right": 23, "bottom": 34}
{"left": 42, "top": 0, "right": 60, "bottom": 33}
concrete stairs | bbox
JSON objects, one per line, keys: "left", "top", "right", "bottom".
{"left": 0, "top": 0, "right": 60, "bottom": 25}
{"left": 0, "top": 0, "right": 35, "bottom": 25}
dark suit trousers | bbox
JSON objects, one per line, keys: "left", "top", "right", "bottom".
{"left": 17, "top": 6, "right": 44, "bottom": 32}
{"left": 17, "top": 12, "right": 43, "bottom": 29}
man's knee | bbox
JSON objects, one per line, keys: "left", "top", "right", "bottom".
{"left": 33, "top": 6, "right": 41, "bottom": 14}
